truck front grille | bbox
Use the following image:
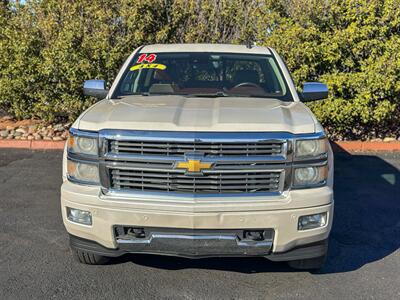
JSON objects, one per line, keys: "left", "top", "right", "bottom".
{"left": 110, "top": 140, "right": 283, "bottom": 157}
{"left": 100, "top": 131, "right": 289, "bottom": 195}
{"left": 110, "top": 168, "right": 282, "bottom": 194}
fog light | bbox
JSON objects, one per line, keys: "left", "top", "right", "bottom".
{"left": 67, "top": 207, "right": 92, "bottom": 225}
{"left": 298, "top": 212, "right": 327, "bottom": 230}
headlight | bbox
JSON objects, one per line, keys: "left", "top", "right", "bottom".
{"left": 293, "top": 165, "right": 327, "bottom": 187}
{"left": 295, "top": 138, "right": 327, "bottom": 158}
{"left": 67, "top": 160, "right": 99, "bottom": 184}
{"left": 68, "top": 135, "right": 98, "bottom": 156}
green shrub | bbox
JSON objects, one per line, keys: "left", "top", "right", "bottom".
{"left": 0, "top": 0, "right": 261, "bottom": 122}
{"left": 261, "top": 0, "right": 400, "bottom": 139}
{"left": 0, "top": 0, "right": 399, "bottom": 139}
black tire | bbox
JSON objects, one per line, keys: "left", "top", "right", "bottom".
{"left": 72, "top": 248, "right": 110, "bottom": 265}
{"left": 287, "top": 254, "right": 327, "bottom": 270}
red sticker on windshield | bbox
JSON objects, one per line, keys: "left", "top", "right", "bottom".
{"left": 137, "top": 53, "right": 157, "bottom": 63}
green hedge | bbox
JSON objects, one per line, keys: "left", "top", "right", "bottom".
{"left": 1, "top": 0, "right": 399, "bottom": 139}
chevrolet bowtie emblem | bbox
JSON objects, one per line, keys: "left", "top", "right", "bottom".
{"left": 176, "top": 160, "right": 212, "bottom": 173}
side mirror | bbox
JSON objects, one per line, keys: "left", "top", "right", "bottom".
{"left": 83, "top": 80, "right": 108, "bottom": 99}
{"left": 300, "top": 82, "right": 328, "bottom": 102}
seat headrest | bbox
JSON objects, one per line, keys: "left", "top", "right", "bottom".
{"left": 153, "top": 69, "right": 171, "bottom": 81}
{"left": 233, "top": 70, "right": 259, "bottom": 84}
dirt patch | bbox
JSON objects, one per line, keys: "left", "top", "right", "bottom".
{"left": 0, "top": 117, "right": 42, "bottom": 130}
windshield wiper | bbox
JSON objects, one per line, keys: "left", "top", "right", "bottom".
{"left": 186, "top": 91, "right": 229, "bottom": 98}
{"left": 185, "top": 92, "right": 276, "bottom": 99}
{"left": 139, "top": 92, "right": 176, "bottom": 96}
{"left": 122, "top": 92, "right": 276, "bottom": 99}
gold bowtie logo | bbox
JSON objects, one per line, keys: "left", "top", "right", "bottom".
{"left": 176, "top": 160, "right": 212, "bottom": 173}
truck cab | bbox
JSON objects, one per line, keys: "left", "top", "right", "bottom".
{"left": 62, "top": 44, "right": 333, "bottom": 269}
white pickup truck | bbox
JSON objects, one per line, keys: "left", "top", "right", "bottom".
{"left": 62, "top": 44, "right": 334, "bottom": 270}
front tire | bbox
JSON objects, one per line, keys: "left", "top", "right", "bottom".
{"left": 72, "top": 248, "right": 110, "bottom": 265}
{"left": 287, "top": 254, "right": 327, "bottom": 270}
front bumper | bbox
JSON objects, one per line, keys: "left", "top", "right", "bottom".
{"left": 61, "top": 181, "right": 333, "bottom": 258}
{"left": 70, "top": 233, "right": 328, "bottom": 260}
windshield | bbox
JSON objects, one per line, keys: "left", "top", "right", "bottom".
{"left": 113, "top": 52, "right": 292, "bottom": 100}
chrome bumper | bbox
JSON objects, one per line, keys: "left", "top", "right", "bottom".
{"left": 69, "top": 231, "right": 328, "bottom": 260}
{"left": 114, "top": 228, "right": 273, "bottom": 258}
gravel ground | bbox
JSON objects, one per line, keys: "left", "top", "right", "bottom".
{"left": 0, "top": 150, "right": 399, "bottom": 299}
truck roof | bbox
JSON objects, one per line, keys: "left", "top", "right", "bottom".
{"left": 139, "top": 43, "right": 272, "bottom": 55}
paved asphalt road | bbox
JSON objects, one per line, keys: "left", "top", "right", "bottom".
{"left": 0, "top": 149, "right": 399, "bottom": 299}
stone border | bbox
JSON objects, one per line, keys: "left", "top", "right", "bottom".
{"left": 1, "top": 140, "right": 400, "bottom": 152}
{"left": 332, "top": 141, "right": 400, "bottom": 152}
{"left": 0, "top": 140, "right": 65, "bottom": 150}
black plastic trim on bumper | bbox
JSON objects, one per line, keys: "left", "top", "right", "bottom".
{"left": 69, "top": 234, "right": 328, "bottom": 261}
{"left": 267, "top": 239, "right": 328, "bottom": 262}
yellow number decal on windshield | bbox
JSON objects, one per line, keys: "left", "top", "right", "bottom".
{"left": 130, "top": 63, "right": 166, "bottom": 71}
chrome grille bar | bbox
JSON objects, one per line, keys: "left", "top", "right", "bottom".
{"left": 110, "top": 140, "right": 283, "bottom": 157}
{"left": 110, "top": 169, "right": 282, "bottom": 193}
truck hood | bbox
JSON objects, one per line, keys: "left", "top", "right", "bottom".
{"left": 77, "top": 95, "right": 316, "bottom": 133}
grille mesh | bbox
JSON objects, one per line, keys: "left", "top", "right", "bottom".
{"left": 110, "top": 140, "right": 283, "bottom": 157}
{"left": 110, "top": 169, "right": 281, "bottom": 194}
